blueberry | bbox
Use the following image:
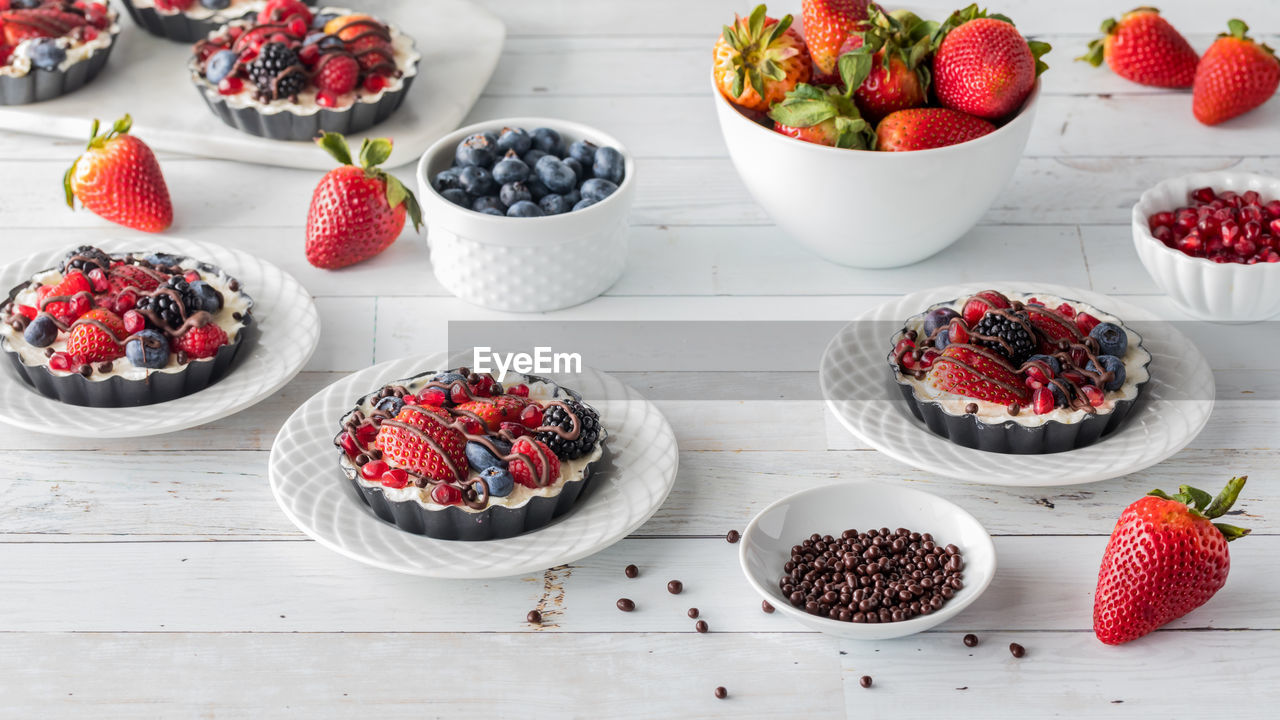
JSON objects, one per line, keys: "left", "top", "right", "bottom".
{"left": 458, "top": 166, "right": 494, "bottom": 196}
{"left": 534, "top": 155, "right": 576, "bottom": 194}
{"left": 312, "top": 12, "right": 339, "bottom": 27}
{"left": 522, "top": 148, "right": 548, "bottom": 169}
{"left": 28, "top": 39, "right": 66, "bottom": 72}
{"left": 22, "top": 315, "right": 56, "bottom": 347}
{"left": 491, "top": 157, "right": 530, "bottom": 185}
{"left": 125, "top": 330, "right": 170, "bottom": 369}
{"left": 472, "top": 195, "right": 505, "bottom": 214}
{"left": 455, "top": 133, "right": 496, "bottom": 168}
{"left": 500, "top": 182, "right": 532, "bottom": 207}
{"left": 507, "top": 200, "right": 545, "bottom": 218}
{"left": 441, "top": 188, "right": 470, "bottom": 207}
{"left": 495, "top": 127, "right": 532, "bottom": 156}
{"left": 466, "top": 442, "right": 507, "bottom": 471}
{"left": 145, "top": 252, "right": 182, "bottom": 267}
{"left": 188, "top": 280, "right": 224, "bottom": 314}
{"left": 539, "top": 194, "right": 572, "bottom": 215}
{"left": 200, "top": 0, "right": 231, "bottom": 8}
{"left": 433, "top": 372, "right": 467, "bottom": 384}
{"left": 923, "top": 307, "right": 960, "bottom": 337}
{"left": 375, "top": 396, "right": 404, "bottom": 416}
{"left": 933, "top": 328, "right": 950, "bottom": 349}
{"left": 1089, "top": 322, "right": 1128, "bottom": 357}
{"left": 568, "top": 140, "right": 598, "bottom": 167}
{"left": 203, "top": 49, "right": 237, "bottom": 84}
{"left": 11, "top": 0, "right": 40, "bottom": 8}
{"left": 433, "top": 167, "right": 463, "bottom": 192}
{"left": 526, "top": 175, "right": 551, "bottom": 200}
{"left": 1086, "top": 354, "right": 1127, "bottom": 392}
{"left": 478, "top": 466, "right": 515, "bottom": 498}
{"left": 593, "top": 146, "right": 625, "bottom": 185}
{"left": 1026, "top": 354, "right": 1061, "bottom": 376}
{"left": 1049, "top": 383, "right": 1067, "bottom": 407}
{"left": 303, "top": 32, "right": 326, "bottom": 46}
{"left": 532, "top": 127, "right": 562, "bottom": 155}
{"left": 563, "top": 157, "right": 584, "bottom": 182}
{"left": 572, "top": 198, "right": 599, "bottom": 212}
{"left": 480, "top": 208, "right": 505, "bottom": 216}
{"left": 580, "top": 178, "right": 618, "bottom": 203}
{"left": 482, "top": 131, "right": 499, "bottom": 146}
{"left": 563, "top": 188, "right": 581, "bottom": 206}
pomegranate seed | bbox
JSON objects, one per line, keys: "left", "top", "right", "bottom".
{"left": 68, "top": 293, "right": 90, "bottom": 318}
{"left": 15, "top": 304, "right": 36, "bottom": 320}
{"left": 419, "top": 387, "right": 447, "bottom": 406}
{"left": 288, "top": 18, "right": 308, "bottom": 36}
{"left": 1063, "top": 371, "right": 1088, "bottom": 386}
{"left": 1070, "top": 347, "right": 1089, "bottom": 368}
{"left": 360, "top": 460, "right": 388, "bottom": 480}
{"left": 300, "top": 44, "right": 321, "bottom": 66}
{"left": 450, "top": 383, "right": 471, "bottom": 404}
{"left": 1197, "top": 216, "right": 1220, "bottom": 237}
{"left": 340, "top": 433, "right": 359, "bottom": 458}
{"left": 218, "top": 77, "right": 244, "bottom": 95}
{"left": 1153, "top": 225, "right": 1172, "bottom": 245}
{"left": 1055, "top": 302, "right": 1076, "bottom": 318}
{"left": 1270, "top": 219, "right": 1280, "bottom": 236}
{"left": 470, "top": 382, "right": 492, "bottom": 399}
{"left": 1243, "top": 190, "right": 1260, "bottom": 205}
{"left": 520, "top": 404, "right": 544, "bottom": 428}
{"left": 1241, "top": 205, "right": 1264, "bottom": 223}
{"left": 1032, "top": 387, "right": 1055, "bottom": 414}
{"left": 382, "top": 468, "right": 409, "bottom": 489}
{"left": 364, "top": 74, "right": 388, "bottom": 93}
{"left": 1148, "top": 211, "right": 1174, "bottom": 230}
{"left": 1025, "top": 365, "right": 1051, "bottom": 384}
{"left": 48, "top": 352, "right": 73, "bottom": 372}
{"left": 1081, "top": 385, "right": 1105, "bottom": 407}
{"left": 508, "top": 384, "right": 530, "bottom": 398}
{"left": 315, "top": 91, "right": 338, "bottom": 108}
{"left": 1192, "top": 187, "right": 1215, "bottom": 203}
{"left": 402, "top": 394, "right": 418, "bottom": 405}
{"left": 1179, "top": 234, "right": 1204, "bottom": 255}
{"left": 1235, "top": 239, "right": 1257, "bottom": 257}
{"left": 459, "top": 418, "right": 484, "bottom": 435}
{"left": 894, "top": 337, "right": 916, "bottom": 357}
{"left": 113, "top": 290, "right": 137, "bottom": 314}
{"left": 355, "top": 423, "right": 378, "bottom": 446}
{"left": 500, "top": 421, "right": 529, "bottom": 437}
{"left": 1244, "top": 221, "right": 1263, "bottom": 241}
{"left": 431, "top": 484, "right": 462, "bottom": 505}
{"left": 1265, "top": 200, "right": 1280, "bottom": 219}
{"left": 918, "top": 349, "right": 939, "bottom": 369}
{"left": 948, "top": 318, "right": 970, "bottom": 345}
{"left": 1221, "top": 219, "right": 1240, "bottom": 244}
{"left": 1075, "top": 313, "right": 1101, "bottom": 335}
{"left": 87, "top": 268, "right": 110, "bottom": 292}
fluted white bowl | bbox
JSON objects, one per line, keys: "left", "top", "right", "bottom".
{"left": 416, "top": 117, "right": 635, "bottom": 313}
{"left": 1133, "top": 171, "right": 1280, "bottom": 323}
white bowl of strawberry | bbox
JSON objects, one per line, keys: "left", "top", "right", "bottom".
{"left": 712, "top": 3, "right": 1047, "bottom": 268}
{"left": 1135, "top": 171, "right": 1280, "bottom": 323}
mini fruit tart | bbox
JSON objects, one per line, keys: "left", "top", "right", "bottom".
{"left": 337, "top": 368, "right": 607, "bottom": 541}
{"left": 0, "top": 1, "right": 119, "bottom": 105}
{"left": 119, "top": 0, "right": 315, "bottom": 44}
{"left": 188, "top": 1, "right": 420, "bottom": 141}
{"left": 889, "top": 290, "right": 1152, "bottom": 454}
{"left": 0, "top": 245, "right": 254, "bottom": 407}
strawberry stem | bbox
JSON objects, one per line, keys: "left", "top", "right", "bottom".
{"left": 65, "top": 114, "right": 134, "bottom": 211}
{"left": 1148, "top": 476, "right": 1250, "bottom": 540}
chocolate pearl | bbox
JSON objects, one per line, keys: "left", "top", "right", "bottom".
{"left": 228, "top": 279, "right": 240, "bottom": 292}
{"left": 78, "top": 364, "right": 92, "bottom": 377}
{"left": 97, "top": 362, "right": 113, "bottom": 374}
{"left": 1010, "top": 643, "right": 1026, "bottom": 658}
{"left": 964, "top": 402, "right": 978, "bottom": 414}
{"left": 859, "top": 675, "right": 873, "bottom": 689}
{"left": 695, "top": 620, "right": 708, "bottom": 633}
{"left": 714, "top": 687, "right": 727, "bottom": 699}
{"left": 232, "top": 312, "right": 243, "bottom": 321}
{"left": 176, "top": 350, "right": 189, "bottom": 365}
{"left": 761, "top": 600, "right": 774, "bottom": 614}
{"left": 526, "top": 610, "right": 542, "bottom": 624}
{"left": 726, "top": 529, "right": 741, "bottom": 544}
{"left": 624, "top": 564, "right": 638, "bottom": 579}
{"left": 963, "top": 633, "right": 979, "bottom": 647}
{"left": 616, "top": 598, "right": 635, "bottom": 612}
{"left": 687, "top": 608, "right": 699, "bottom": 619}
{"left": 44, "top": 348, "right": 55, "bottom": 357}
{"left": 667, "top": 580, "right": 683, "bottom": 595}
{"left": 1008, "top": 403, "right": 1021, "bottom": 416}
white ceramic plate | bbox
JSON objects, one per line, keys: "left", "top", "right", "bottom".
{"left": 268, "top": 354, "right": 679, "bottom": 578}
{"left": 0, "top": 237, "right": 318, "bottom": 438}
{"left": 0, "top": 0, "right": 505, "bottom": 169}
{"left": 820, "top": 282, "right": 1215, "bottom": 486}
{"left": 740, "top": 481, "right": 996, "bottom": 640}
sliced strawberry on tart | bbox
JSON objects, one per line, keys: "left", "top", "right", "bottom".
{"left": 118, "top": 0, "right": 316, "bottom": 44}
{"left": 336, "top": 367, "right": 606, "bottom": 540}
{"left": 889, "top": 289, "right": 1151, "bottom": 453}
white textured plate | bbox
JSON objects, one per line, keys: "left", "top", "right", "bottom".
{"left": 820, "top": 282, "right": 1215, "bottom": 486}
{"left": 269, "top": 354, "right": 679, "bottom": 578}
{"left": 0, "top": 0, "right": 505, "bottom": 169}
{"left": 0, "top": 237, "right": 319, "bottom": 438}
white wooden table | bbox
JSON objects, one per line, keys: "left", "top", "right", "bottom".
{"left": 1, "top": 1, "right": 1278, "bottom": 717}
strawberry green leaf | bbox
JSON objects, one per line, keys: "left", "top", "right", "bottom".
{"left": 63, "top": 160, "right": 77, "bottom": 209}
{"left": 838, "top": 51, "right": 873, "bottom": 96}
{"left": 1099, "top": 17, "right": 1117, "bottom": 34}
{"left": 1226, "top": 18, "right": 1248, "bottom": 40}
{"left": 1028, "top": 40, "right": 1052, "bottom": 76}
{"left": 768, "top": 84, "right": 839, "bottom": 127}
{"left": 1178, "top": 485, "right": 1213, "bottom": 512}
{"left": 747, "top": 4, "right": 766, "bottom": 42}
{"left": 832, "top": 116, "right": 875, "bottom": 150}
{"left": 1077, "top": 38, "right": 1105, "bottom": 66}
{"left": 1204, "top": 476, "right": 1248, "bottom": 519}
{"left": 358, "top": 137, "right": 394, "bottom": 169}
{"left": 383, "top": 173, "right": 422, "bottom": 232}
{"left": 317, "top": 132, "right": 354, "bottom": 167}
{"left": 1214, "top": 523, "right": 1251, "bottom": 542}
{"left": 113, "top": 114, "right": 132, "bottom": 136}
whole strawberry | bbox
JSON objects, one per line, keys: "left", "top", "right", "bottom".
{"left": 1192, "top": 20, "right": 1279, "bottom": 126}
{"left": 713, "top": 5, "right": 811, "bottom": 113}
{"left": 840, "top": 7, "right": 936, "bottom": 122}
{"left": 64, "top": 115, "right": 173, "bottom": 233}
{"left": 1094, "top": 476, "right": 1250, "bottom": 645}
{"left": 1078, "top": 7, "right": 1197, "bottom": 88}
{"left": 305, "top": 132, "right": 422, "bottom": 270}
{"left": 876, "top": 107, "right": 995, "bottom": 151}
{"left": 801, "top": 0, "right": 872, "bottom": 82}
{"left": 769, "top": 84, "right": 875, "bottom": 148}
{"left": 931, "top": 5, "right": 1050, "bottom": 120}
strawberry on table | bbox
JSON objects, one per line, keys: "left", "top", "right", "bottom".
{"left": 1078, "top": 7, "right": 1197, "bottom": 88}
{"left": 714, "top": 5, "right": 811, "bottom": 113}
{"left": 305, "top": 132, "right": 422, "bottom": 270}
{"left": 375, "top": 405, "right": 468, "bottom": 483}
{"left": 64, "top": 115, "right": 173, "bottom": 233}
{"left": 875, "top": 107, "right": 994, "bottom": 151}
{"left": 1094, "top": 477, "right": 1250, "bottom": 645}
{"left": 801, "top": 0, "right": 871, "bottom": 82}
{"left": 930, "top": 4, "right": 1050, "bottom": 120}
{"left": 1192, "top": 19, "right": 1279, "bottom": 126}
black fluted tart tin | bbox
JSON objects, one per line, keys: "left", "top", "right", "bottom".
{"left": 888, "top": 298, "right": 1152, "bottom": 455}
{"left": 119, "top": 0, "right": 317, "bottom": 43}
{"left": 0, "top": 22, "right": 119, "bottom": 105}
{"left": 337, "top": 371, "right": 608, "bottom": 541}
{"left": 0, "top": 254, "right": 255, "bottom": 408}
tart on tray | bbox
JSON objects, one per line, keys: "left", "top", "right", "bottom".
{"left": 119, "top": 0, "right": 316, "bottom": 43}
{"left": 0, "top": 245, "right": 254, "bottom": 407}
{"left": 0, "top": 0, "right": 118, "bottom": 105}
{"left": 337, "top": 367, "right": 607, "bottom": 541}
{"left": 889, "top": 290, "right": 1152, "bottom": 454}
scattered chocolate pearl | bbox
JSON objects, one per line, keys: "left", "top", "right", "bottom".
{"left": 369, "top": 449, "right": 383, "bottom": 460}
{"left": 232, "top": 312, "right": 242, "bottom": 321}
{"left": 1009, "top": 642, "right": 1026, "bottom": 658}
{"left": 227, "top": 279, "right": 240, "bottom": 291}
{"left": 726, "top": 529, "right": 741, "bottom": 544}
{"left": 77, "top": 364, "right": 92, "bottom": 377}
{"left": 176, "top": 350, "right": 189, "bottom": 365}
{"left": 1008, "top": 403, "right": 1021, "bottom": 416}
{"left": 762, "top": 600, "right": 775, "bottom": 614}
{"left": 687, "top": 608, "right": 699, "bottom": 619}
{"left": 963, "top": 633, "right": 979, "bottom": 647}
{"left": 413, "top": 477, "right": 429, "bottom": 488}
{"left": 695, "top": 620, "right": 708, "bottom": 633}
{"left": 859, "top": 675, "right": 873, "bottom": 689}
{"left": 43, "top": 348, "right": 55, "bottom": 357}
{"left": 616, "top": 598, "right": 635, "bottom": 612}
{"left": 96, "top": 361, "right": 113, "bottom": 374}
{"left": 526, "top": 610, "right": 541, "bottom": 624}
{"left": 624, "top": 564, "right": 638, "bottom": 579}
{"left": 964, "top": 402, "right": 978, "bottom": 414}
{"left": 354, "top": 453, "right": 370, "bottom": 466}
{"left": 667, "top": 580, "right": 683, "bottom": 595}
{"left": 714, "top": 686, "right": 727, "bottom": 700}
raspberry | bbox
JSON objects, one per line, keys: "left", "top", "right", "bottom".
{"left": 173, "top": 323, "right": 229, "bottom": 360}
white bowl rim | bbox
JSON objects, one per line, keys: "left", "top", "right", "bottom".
{"left": 1132, "top": 170, "right": 1280, "bottom": 272}
{"left": 415, "top": 115, "right": 636, "bottom": 224}
{"left": 738, "top": 480, "right": 997, "bottom": 638}
{"left": 711, "top": 70, "right": 1041, "bottom": 158}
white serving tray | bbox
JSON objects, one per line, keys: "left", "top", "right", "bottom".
{"left": 0, "top": 0, "right": 505, "bottom": 169}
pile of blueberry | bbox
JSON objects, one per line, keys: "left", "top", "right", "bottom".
{"left": 433, "top": 126, "right": 625, "bottom": 218}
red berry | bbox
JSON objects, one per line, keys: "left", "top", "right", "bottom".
{"left": 288, "top": 18, "right": 308, "bottom": 36}
{"left": 431, "top": 484, "right": 462, "bottom": 505}
{"left": 173, "top": 323, "right": 229, "bottom": 360}
{"left": 459, "top": 417, "right": 484, "bottom": 435}
{"left": 948, "top": 318, "right": 970, "bottom": 345}
{"left": 112, "top": 290, "right": 137, "bottom": 314}
{"left": 299, "top": 44, "right": 321, "bottom": 66}
{"left": 1032, "top": 386, "right": 1055, "bottom": 414}
{"left": 508, "top": 384, "right": 530, "bottom": 397}
{"left": 419, "top": 387, "right": 447, "bottom": 406}
{"left": 218, "top": 77, "right": 244, "bottom": 95}
{"left": 68, "top": 293, "right": 91, "bottom": 319}
{"left": 87, "top": 268, "right": 110, "bottom": 292}
{"left": 519, "top": 404, "right": 544, "bottom": 428}
{"left": 122, "top": 310, "right": 147, "bottom": 335}
{"left": 363, "top": 74, "right": 387, "bottom": 93}
{"left": 450, "top": 383, "right": 471, "bottom": 404}
{"left": 360, "top": 459, "right": 388, "bottom": 480}
{"left": 500, "top": 421, "right": 529, "bottom": 438}
{"left": 48, "top": 352, "right": 73, "bottom": 372}
{"left": 1081, "top": 384, "right": 1106, "bottom": 407}
{"left": 381, "top": 468, "right": 409, "bottom": 489}
{"left": 1055, "top": 302, "right": 1075, "bottom": 318}
{"left": 1075, "top": 313, "right": 1101, "bottom": 335}
{"left": 340, "top": 432, "right": 359, "bottom": 457}
{"left": 355, "top": 423, "right": 378, "bottom": 446}
{"left": 316, "top": 91, "right": 338, "bottom": 107}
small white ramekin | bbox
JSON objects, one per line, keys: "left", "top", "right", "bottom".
{"left": 416, "top": 117, "right": 635, "bottom": 313}
{"left": 1133, "top": 171, "right": 1280, "bottom": 323}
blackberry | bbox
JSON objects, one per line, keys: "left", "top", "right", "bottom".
{"left": 973, "top": 310, "right": 1036, "bottom": 365}
{"left": 248, "top": 42, "right": 306, "bottom": 100}
{"left": 60, "top": 245, "right": 111, "bottom": 275}
{"left": 534, "top": 399, "right": 601, "bottom": 461}
{"left": 137, "top": 276, "right": 199, "bottom": 331}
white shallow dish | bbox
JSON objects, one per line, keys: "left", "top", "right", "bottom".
{"left": 740, "top": 482, "right": 996, "bottom": 640}
{"left": 819, "top": 282, "right": 1216, "bottom": 486}
{"left": 0, "top": 238, "right": 318, "bottom": 438}
{"left": 416, "top": 117, "right": 636, "bottom": 313}
{"left": 269, "top": 353, "right": 679, "bottom": 578}
{"left": 0, "top": 0, "right": 505, "bottom": 169}
{"left": 1133, "top": 171, "right": 1280, "bottom": 323}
